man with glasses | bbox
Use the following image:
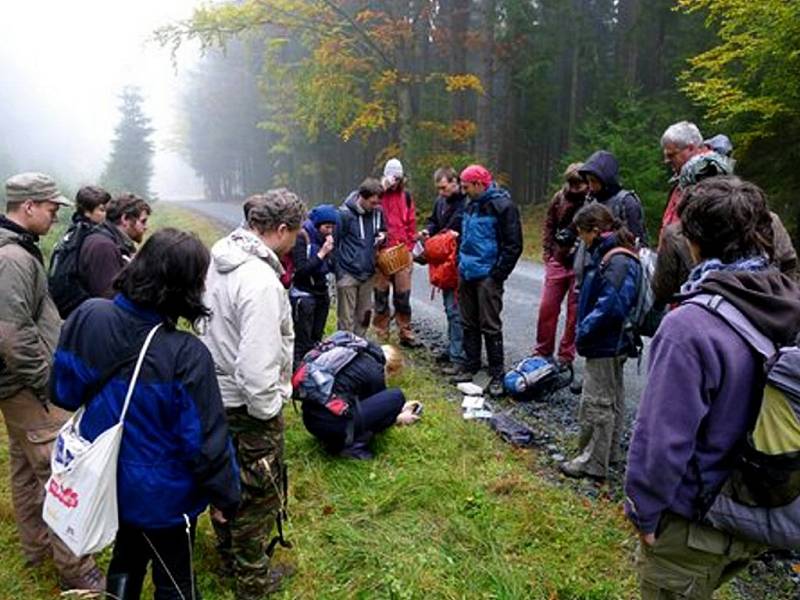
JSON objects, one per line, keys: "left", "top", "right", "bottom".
{"left": 418, "top": 167, "right": 467, "bottom": 373}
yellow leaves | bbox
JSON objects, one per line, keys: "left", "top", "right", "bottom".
{"left": 444, "top": 74, "right": 485, "bottom": 94}
{"left": 417, "top": 120, "right": 477, "bottom": 143}
{"left": 373, "top": 70, "right": 399, "bottom": 94}
{"left": 342, "top": 102, "right": 396, "bottom": 142}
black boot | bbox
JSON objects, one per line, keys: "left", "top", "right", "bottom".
{"left": 461, "top": 329, "right": 482, "bottom": 373}
{"left": 485, "top": 333, "right": 505, "bottom": 397}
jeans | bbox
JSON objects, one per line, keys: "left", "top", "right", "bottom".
{"left": 291, "top": 292, "right": 330, "bottom": 370}
{"left": 442, "top": 288, "right": 466, "bottom": 364}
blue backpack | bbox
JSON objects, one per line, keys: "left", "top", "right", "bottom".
{"left": 503, "top": 356, "right": 569, "bottom": 401}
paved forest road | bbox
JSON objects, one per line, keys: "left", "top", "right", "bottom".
{"left": 177, "top": 199, "right": 648, "bottom": 419}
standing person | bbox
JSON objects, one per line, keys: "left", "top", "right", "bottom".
{"left": 373, "top": 159, "right": 420, "bottom": 346}
{"left": 0, "top": 172, "right": 104, "bottom": 592}
{"left": 455, "top": 164, "right": 523, "bottom": 397}
{"left": 579, "top": 150, "right": 646, "bottom": 245}
{"left": 51, "top": 228, "right": 241, "bottom": 600}
{"left": 48, "top": 185, "right": 112, "bottom": 317}
{"left": 533, "top": 163, "right": 587, "bottom": 371}
{"left": 336, "top": 178, "right": 386, "bottom": 336}
{"left": 659, "top": 121, "right": 706, "bottom": 236}
{"left": 625, "top": 176, "right": 800, "bottom": 599}
{"left": 418, "top": 166, "right": 467, "bottom": 372}
{"left": 559, "top": 203, "right": 641, "bottom": 481}
{"left": 201, "top": 189, "right": 305, "bottom": 599}
{"left": 79, "top": 192, "right": 151, "bottom": 298}
{"left": 290, "top": 203, "right": 338, "bottom": 369}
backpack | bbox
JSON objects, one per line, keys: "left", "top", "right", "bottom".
{"left": 604, "top": 189, "right": 647, "bottom": 247}
{"left": 600, "top": 246, "right": 664, "bottom": 340}
{"left": 503, "top": 356, "right": 570, "bottom": 401}
{"left": 685, "top": 293, "right": 800, "bottom": 548}
{"left": 424, "top": 230, "right": 459, "bottom": 291}
{"left": 291, "top": 331, "right": 372, "bottom": 417}
{"left": 48, "top": 220, "right": 97, "bottom": 318}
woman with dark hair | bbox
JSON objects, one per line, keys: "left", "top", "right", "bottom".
{"left": 50, "top": 228, "right": 241, "bottom": 599}
{"left": 559, "top": 203, "right": 641, "bottom": 481}
{"left": 625, "top": 176, "right": 800, "bottom": 598}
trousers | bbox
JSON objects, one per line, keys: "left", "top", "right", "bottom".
{"left": 336, "top": 273, "right": 374, "bottom": 337}
{"left": 534, "top": 259, "right": 578, "bottom": 363}
{"left": 290, "top": 292, "right": 330, "bottom": 370}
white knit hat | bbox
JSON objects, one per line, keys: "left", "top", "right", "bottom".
{"left": 383, "top": 158, "right": 404, "bottom": 179}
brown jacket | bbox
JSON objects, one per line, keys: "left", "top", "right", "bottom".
{"left": 0, "top": 224, "right": 61, "bottom": 401}
{"left": 651, "top": 212, "right": 798, "bottom": 307}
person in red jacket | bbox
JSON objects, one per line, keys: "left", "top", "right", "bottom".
{"left": 373, "top": 158, "right": 421, "bottom": 346}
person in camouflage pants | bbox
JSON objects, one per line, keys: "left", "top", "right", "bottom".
{"left": 201, "top": 190, "right": 305, "bottom": 598}
{"left": 213, "top": 410, "right": 290, "bottom": 599}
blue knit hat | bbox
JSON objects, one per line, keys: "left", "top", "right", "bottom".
{"left": 309, "top": 203, "right": 339, "bottom": 226}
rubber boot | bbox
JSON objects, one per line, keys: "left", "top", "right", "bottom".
{"left": 485, "top": 333, "right": 506, "bottom": 397}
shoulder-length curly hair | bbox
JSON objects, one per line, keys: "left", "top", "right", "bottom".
{"left": 113, "top": 228, "right": 211, "bottom": 330}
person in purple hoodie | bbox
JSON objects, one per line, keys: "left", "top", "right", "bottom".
{"left": 625, "top": 176, "right": 800, "bottom": 599}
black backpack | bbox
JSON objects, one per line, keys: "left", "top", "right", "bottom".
{"left": 48, "top": 220, "right": 97, "bottom": 318}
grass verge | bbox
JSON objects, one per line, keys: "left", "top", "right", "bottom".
{"left": 2, "top": 202, "right": 643, "bottom": 599}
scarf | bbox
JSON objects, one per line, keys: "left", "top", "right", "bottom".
{"left": 680, "top": 255, "right": 770, "bottom": 294}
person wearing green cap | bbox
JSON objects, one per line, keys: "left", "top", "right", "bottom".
{"left": 0, "top": 172, "right": 105, "bottom": 592}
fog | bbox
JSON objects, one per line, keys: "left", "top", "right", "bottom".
{"left": 0, "top": 0, "right": 206, "bottom": 199}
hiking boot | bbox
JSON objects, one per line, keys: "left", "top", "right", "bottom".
{"left": 488, "top": 376, "right": 505, "bottom": 398}
{"left": 399, "top": 335, "right": 423, "bottom": 348}
{"left": 433, "top": 350, "right": 451, "bottom": 364}
{"left": 266, "top": 563, "right": 297, "bottom": 595}
{"left": 449, "top": 369, "right": 477, "bottom": 384}
{"left": 569, "top": 375, "right": 583, "bottom": 395}
{"left": 559, "top": 459, "right": 605, "bottom": 482}
{"left": 441, "top": 362, "right": 468, "bottom": 376}
{"left": 60, "top": 565, "right": 106, "bottom": 593}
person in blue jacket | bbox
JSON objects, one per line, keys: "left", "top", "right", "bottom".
{"left": 560, "top": 203, "right": 641, "bottom": 481}
{"left": 50, "top": 227, "right": 241, "bottom": 600}
{"left": 454, "top": 164, "right": 523, "bottom": 397}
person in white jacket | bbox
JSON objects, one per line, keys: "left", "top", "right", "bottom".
{"left": 201, "top": 188, "right": 306, "bottom": 599}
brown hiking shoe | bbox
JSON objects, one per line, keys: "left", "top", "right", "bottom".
{"left": 59, "top": 565, "right": 106, "bottom": 593}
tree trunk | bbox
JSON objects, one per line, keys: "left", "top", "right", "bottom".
{"left": 475, "top": 0, "right": 496, "bottom": 166}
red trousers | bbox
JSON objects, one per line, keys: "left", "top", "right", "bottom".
{"left": 534, "top": 259, "right": 578, "bottom": 363}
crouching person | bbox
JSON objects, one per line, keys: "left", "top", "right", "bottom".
{"left": 294, "top": 332, "right": 421, "bottom": 460}
{"left": 50, "top": 228, "right": 241, "bottom": 599}
{"left": 202, "top": 190, "right": 306, "bottom": 598}
{"left": 560, "top": 203, "right": 640, "bottom": 481}
{"left": 625, "top": 176, "right": 800, "bottom": 599}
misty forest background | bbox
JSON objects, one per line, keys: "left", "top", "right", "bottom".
{"left": 3, "top": 0, "right": 800, "bottom": 240}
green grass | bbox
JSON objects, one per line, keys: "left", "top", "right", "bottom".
{"left": 2, "top": 203, "right": 644, "bottom": 599}
{"left": 521, "top": 203, "right": 547, "bottom": 263}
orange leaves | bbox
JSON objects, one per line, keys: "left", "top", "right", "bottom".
{"left": 418, "top": 119, "right": 477, "bottom": 143}
{"left": 342, "top": 101, "right": 397, "bottom": 142}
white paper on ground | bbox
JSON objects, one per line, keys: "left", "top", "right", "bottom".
{"left": 463, "top": 408, "right": 493, "bottom": 420}
{"left": 456, "top": 382, "right": 484, "bottom": 396}
{"left": 461, "top": 395, "right": 485, "bottom": 410}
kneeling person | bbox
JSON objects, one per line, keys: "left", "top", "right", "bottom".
{"left": 295, "top": 332, "right": 420, "bottom": 460}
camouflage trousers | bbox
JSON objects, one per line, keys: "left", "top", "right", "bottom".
{"left": 214, "top": 409, "right": 288, "bottom": 600}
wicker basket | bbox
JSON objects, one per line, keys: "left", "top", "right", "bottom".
{"left": 376, "top": 243, "right": 412, "bottom": 276}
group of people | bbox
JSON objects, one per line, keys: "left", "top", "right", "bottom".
{"left": 0, "top": 116, "right": 798, "bottom": 599}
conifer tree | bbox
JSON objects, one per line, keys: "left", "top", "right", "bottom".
{"left": 101, "top": 86, "right": 155, "bottom": 198}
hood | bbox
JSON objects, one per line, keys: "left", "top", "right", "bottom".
{"left": 580, "top": 151, "right": 621, "bottom": 199}
{"left": 302, "top": 219, "right": 324, "bottom": 245}
{"left": 343, "top": 191, "right": 365, "bottom": 214}
{"left": 476, "top": 183, "right": 510, "bottom": 205}
{"left": 690, "top": 270, "right": 800, "bottom": 346}
{"left": 211, "top": 227, "right": 283, "bottom": 276}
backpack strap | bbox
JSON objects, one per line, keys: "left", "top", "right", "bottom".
{"left": 600, "top": 246, "right": 639, "bottom": 268}
{"left": 683, "top": 293, "right": 777, "bottom": 360}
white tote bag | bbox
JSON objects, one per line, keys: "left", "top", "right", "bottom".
{"left": 43, "top": 323, "right": 162, "bottom": 557}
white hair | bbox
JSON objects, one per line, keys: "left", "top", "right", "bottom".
{"left": 661, "top": 121, "right": 703, "bottom": 149}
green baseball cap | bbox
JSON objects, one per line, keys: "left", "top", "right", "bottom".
{"left": 5, "top": 172, "right": 72, "bottom": 206}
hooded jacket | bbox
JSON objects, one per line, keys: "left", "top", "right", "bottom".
{"left": 336, "top": 192, "right": 385, "bottom": 282}
{"left": 542, "top": 188, "right": 586, "bottom": 265}
{"left": 425, "top": 191, "right": 466, "bottom": 237}
{"left": 458, "top": 184, "right": 523, "bottom": 282}
{"left": 79, "top": 220, "right": 137, "bottom": 298}
{"left": 576, "top": 233, "right": 641, "bottom": 358}
{"left": 292, "top": 219, "right": 335, "bottom": 296}
{"left": 0, "top": 217, "right": 62, "bottom": 402}
{"left": 580, "top": 151, "right": 647, "bottom": 245}
{"left": 381, "top": 186, "right": 416, "bottom": 250}
{"left": 201, "top": 228, "right": 294, "bottom": 421}
{"left": 625, "top": 269, "right": 800, "bottom": 534}
{"left": 51, "top": 294, "right": 241, "bottom": 528}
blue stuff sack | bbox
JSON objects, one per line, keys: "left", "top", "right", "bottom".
{"left": 503, "top": 356, "right": 560, "bottom": 401}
